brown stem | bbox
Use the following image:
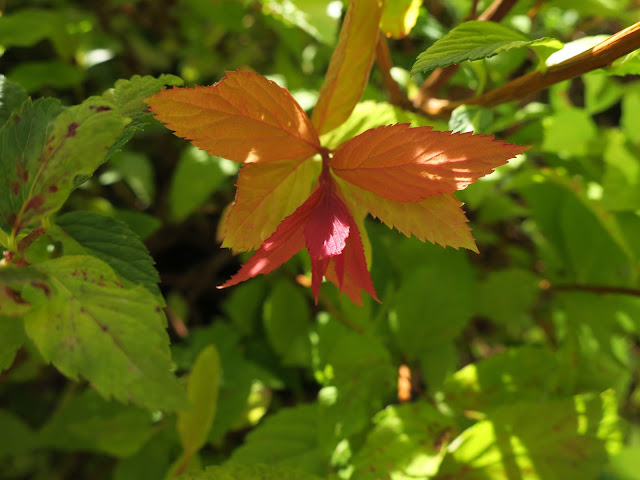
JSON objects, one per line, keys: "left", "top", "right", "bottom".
{"left": 552, "top": 284, "right": 640, "bottom": 297}
{"left": 375, "top": 32, "right": 413, "bottom": 109}
{"left": 419, "top": 21, "right": 640, "bottom": 117}
{"left": 414, "top": 0, "right": 520, "bottom": 105}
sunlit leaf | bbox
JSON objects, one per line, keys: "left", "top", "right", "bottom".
{"left": 380, "top": 0, "right": 422, "bottom": 39}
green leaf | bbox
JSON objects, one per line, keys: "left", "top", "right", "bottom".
{"left": 39, "top": 389, "right": 154, "bottom": 457}
{"left": 263, "top": 280, "right": 312, "bottom": 367}
{"left": 351, "top": 402, "right": 457, "bottom": 479}
{"left": 0, "top": 75, "right": 28, "bottom": 127}
{"left": 393, "top": 253, "right": 474, "bottom": 358}
{"left": 602, "top": 130, "right": 640, "bottom": 211}
{"left": 449, "top": 104, "right": 494, "bottom": 134}
{"left": 475, "top": 269, "right": 541, "bottom": 325}
{"left": 169, "top": 146, "right": 230, "bottom": 222}
{"left": 178, "top": 344, "right": 221, "bottom": 457}
{"left": 320, "top": 101, "right": 448, "bottom": 149}
{"left": 622, "top": 87, "right": 640, "bottom": 144}
{"left": 442, "top": 346, "right": 564, "bottom": 412}
{"left": 0, "top": 265, "right": 49, "bottom": 317}
{"left": 0, "top": 409, "right": 37, "bottom": 457}
{"left": 542, "top": 107, "right": 598, "bottom": 157}
{"left": 435, "top": 391, "right": 622, "bottom": 479}
{"left": 0, "top": 97, "right": 126, "bottom": 239}
{"left": 178, "top": 463, "right": 323, "bottom": 480}
{"left": 0, "top": 316, "right": 26, "bottom": 373}
{"left": 411, "top": 21, "right": 562, "bottom": 75}
{"left": 114, "top": 209, "right": 162, "bottom": 240}
{"left": 583, "top": 73, "right": 623, "bottom": 114}
{"left": 56, "top": 211, "right": 161, "bottom": 297}
{"left": 8, "top": 60, "right": 84, "bottom": 93}
{"left": 107, "top": 151, "right": 156, "bottom": 207}
{"left": 258, "top": 0, "right": 340, "bottom": 45}
{"left": 22, "top": 255, "right": 187, "bottom": 411}
{"left": 100, "top": 74, "right": 183, "bottom": 160}
{"left": 0, "top": 8, "right": 72, "bottom": 56}
{"left": 229, "top": 404, "right": 328, "bottom": 476}
{"left": 112, "top": 429, "right": 174, "bottom": 480}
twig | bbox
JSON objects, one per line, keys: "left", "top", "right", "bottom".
{"left": 418, "top": 21, "right": 640, "bottom": 117}
{"left": 414, "top": 0, "right": 520, "bottom": 104}
{"left": 552, "top": 284, "right": 640, "bottom": 297}
{"left": 375, "top": 32, "right": 413, "bottom": 109}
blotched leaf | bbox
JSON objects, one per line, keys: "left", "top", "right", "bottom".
{"left": 311, "top": 0, "right": 384, "bottom": 135}
{"left": 331, "top": 124, "right": 529, "bottom": 202}
{"left": 412, "top": 21, "right": 562, "bottom": 75}
{"left": 0, "top": 75, "right": 28, "bottom": 127}
{"left": 341, "top": 181, "right": 477, "bottom": 251}
{"left": 351, "top": 402, "right": 457, "bottom": 479}
{"left": 178, "top": 344, "right": 221, "bottom": 457}
{"left": 178, "top": 463, "right": 323, "bottom": 480}
{"left": 39, "top": 389, "right": 154, "bottom": 457}
{"left": 56, "top": 211, "right": 161, "bottom": 297}
{"left": 0, "top": 266, "right": 49, "bottom": 318}
{"left": 436, "top": 391, "right": 622, "bottom": 479}
{"left": 380, "top": 0, "right": 422, "bottom": 39}
{"left": 223, "top": 157, "right": 316, "bottom": 251}
{"left": 0, "top": 97, "right": 126, "bottom": 237}
{"left": 22, "top": 255, "right": 187, "bottom": 411}
{"left": 147, "top": 71, "right": 321, "bottom": 163}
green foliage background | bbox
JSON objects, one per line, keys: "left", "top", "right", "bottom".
{"left": 1, "top": 0, "right": 640, "bottom": 479}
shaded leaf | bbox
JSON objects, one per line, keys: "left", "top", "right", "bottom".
{"left": 39, "top": 389, "right": 153, "bottom": 457}
{"left": 178, "top": 344, "right": 221, "bottom": 456}
{"left": 56, "top": 211, "right": 161, "bottom": 297}
{"left": 22, "top": 255, "right": 187, "bottom": 411}
{"left": 0, "top": 97, "right": 126, "bottom": 237}
{"left": 223, "top": 157, "right": 315, "bottom": 252}
{"left": 8, "top": 60, "right": 84, "bottom": 93}
{"left": 311, "top": 0, "right": 384, "bottom": 135}
{"left": 412, "top": 21, "right": 562, "bottom": 75}
{"left": 351, "top": 402, "right": 457, "bottom": 479}
{"left": 0, "top": 316, "right": 26, "bottom": 373}
{"left": 331, "top": 124, "right": 529, "bottom": 202}
{"left": 475, "top": 269, "right": 541, "bottom": 325}
{"left": 0, "top": 409, "right": 37, "bottom": 457}
{"left": 0, "top": 266, "right": 49, "bottom": 318}
{"left": 341, "top": 181, "right": 477, "bottom": 251}
{"left": 147, "top": 71, "right": 321, "bottom": 163}
{"left": 229, "top": 404, "right": 328, "bottom": 476}
{"left": 179, "top": 463, "right": 323, "bottom": 480}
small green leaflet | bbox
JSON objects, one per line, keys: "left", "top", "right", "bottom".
{"left": 411, "top": 20, "right": 563, "bottom": 75}
{"left": 56, "top": 211, "right": 161, "bottom": 297}
{"left": 178, "top": 344, "right": 221, "bottom": 459}
{"left": 22, "top": 255, "right": 187, "bottom": 411}
{"left": 177, "top": 463, "right": 323, "bottom": 480}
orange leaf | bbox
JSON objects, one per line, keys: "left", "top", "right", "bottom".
{"left": 223, "top": 158, "right": 316, "bottom": 251}
{"left": 331, "top": 124, "right": 530, "bottom": 202}
{"left": 342, "top": 181, "right": 478, "bottom": 252}
{"left": 311, "top": 0, "right": 384, "bottom": 135}
{"left": 146, "top": 71, "right": 321, "bottom": 163}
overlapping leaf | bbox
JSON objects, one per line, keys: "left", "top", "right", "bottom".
{"left": 223, "top": 157, "right": 316, "bottom": 251}
{"left": 147, "top": 71, "right": 321, "bottom": 163}
{"left": 331, "top": 124, "right": 530, "bottom": 202}
{"left": 341, "top": 181, "right": 477, "bottom": 251}
{"left": 311, "top": 0, "right": 384, "bottom": 135}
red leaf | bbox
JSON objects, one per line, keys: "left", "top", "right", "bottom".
{"left": 331, "top": 124, "right": 531, "bottom": 202}
{"left": 146, "top": 71, "right": 321, "bottom": 163}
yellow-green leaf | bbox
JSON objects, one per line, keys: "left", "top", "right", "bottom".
{"left": 380, "top": 0, "right": 422, "bottom": 39}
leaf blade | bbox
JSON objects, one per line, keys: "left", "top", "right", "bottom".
{"left": 147, "top": 71, "right": 321, "bottom": 163}
{"left": 331, "top": 124, "right": 530, "bottom": 202}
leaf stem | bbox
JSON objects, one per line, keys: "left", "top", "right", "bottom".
{"left": 375, "top": 32, "right": 412, "bottom": 109}
{"left": 552, "top": 284, "right": 640, "bottom": 297}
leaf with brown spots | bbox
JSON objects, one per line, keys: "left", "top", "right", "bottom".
{"left": 22, "top": 255, "right": 187, "bottom": 411}
{"left": 0, "top": 97, "right": 126, "bottom": 239}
